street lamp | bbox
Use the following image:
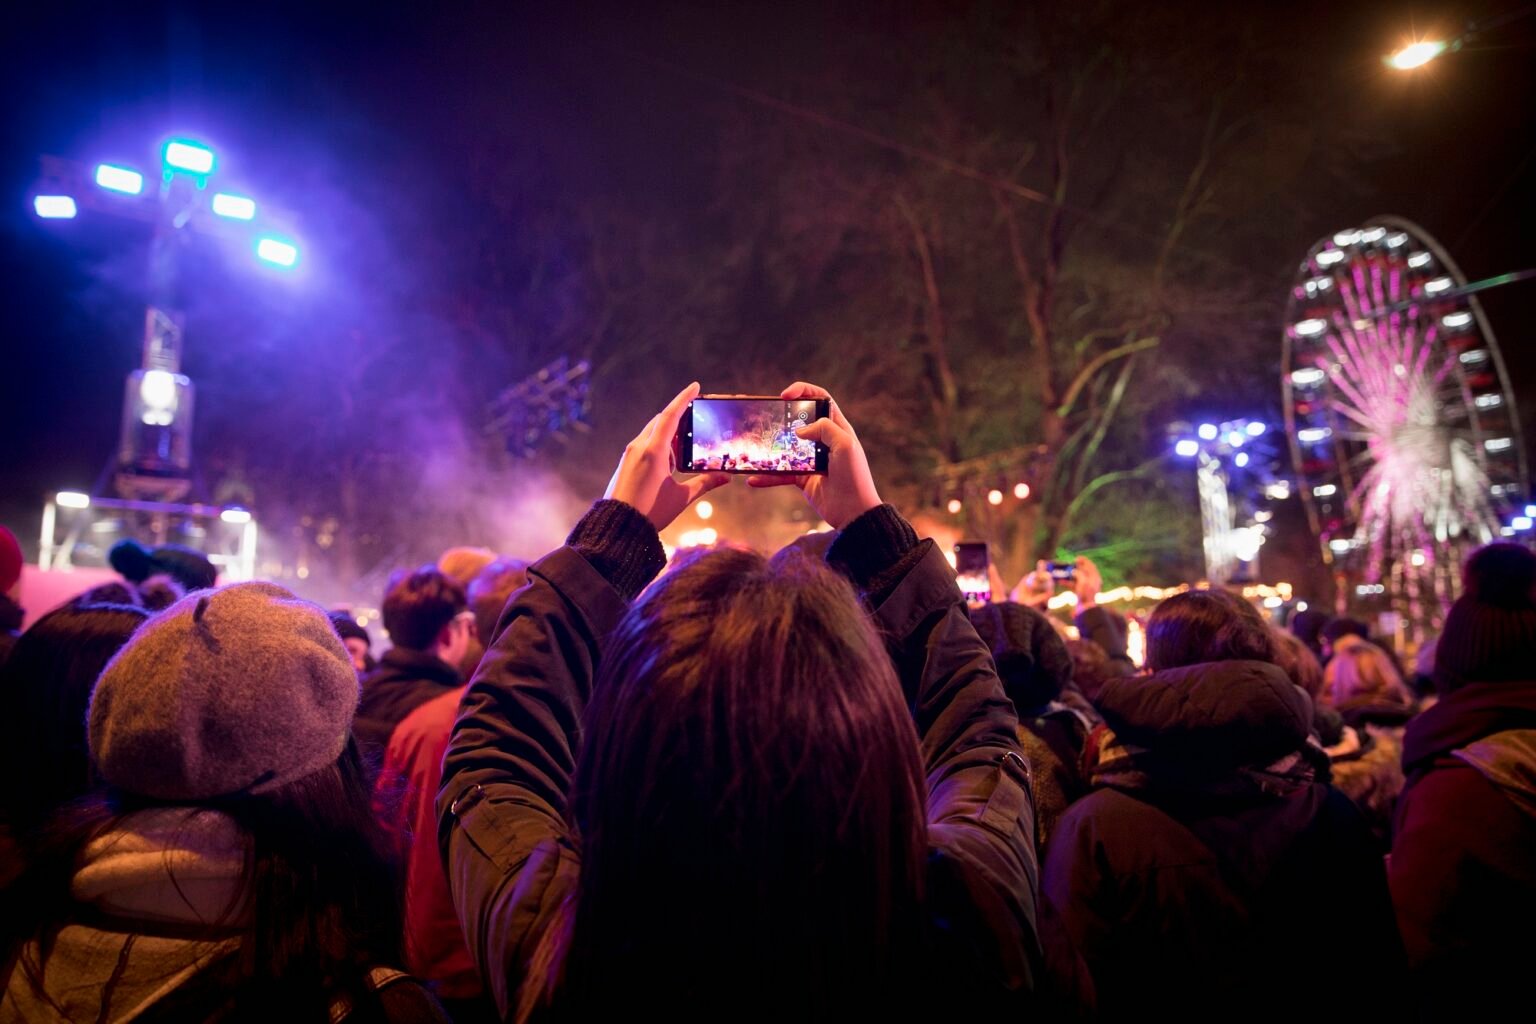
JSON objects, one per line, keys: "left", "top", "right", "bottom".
{"left": 1385, "top": 40, "right": 1449, "bottom": 70}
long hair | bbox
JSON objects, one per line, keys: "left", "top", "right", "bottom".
{"left": 1146, "top": 590, "right": 1276, "bottom": 672}
{"left": 521, "top": 548, "right": 929, "bottom": 1020}
{"left": 1324, "top": 643, "right": 1412, "bottom": 709}
{"left": 0, "top": 601, "right": 148, "bottom": 831}
{"left": 4, "top": 739, "right": 404, "bottom": 1022}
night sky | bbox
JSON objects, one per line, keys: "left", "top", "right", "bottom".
{"left": 1, "top": 1, "right": 1532, "bottom": 588}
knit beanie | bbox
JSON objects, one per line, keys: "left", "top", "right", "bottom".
{"left": 329, "top": 610, "right": 370, "bottom": 647}
{"left": 109, "top": 539, "right": 217, "bottom": 592}
{"left": 1435, "top": 542, "right": 1536, "bottom": 692}
{"left": 0, "top": 526, "right": 21, "bottom": 594}
{"left": 969, "top": 601, "right": 1074, "bottom": 713}
{"left": 89, "top": 581, "right": 359, "bottom": 801}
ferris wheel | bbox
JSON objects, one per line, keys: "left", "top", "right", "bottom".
{"left": 1281, "top": 216, "right": 1528, "bottom": 635}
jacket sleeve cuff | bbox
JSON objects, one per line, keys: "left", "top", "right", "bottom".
{"left": 566, "top": 499, "right": 666, "bottom": 601}
{"left": 828, "top": 504, "right": 921, "bottom": 595}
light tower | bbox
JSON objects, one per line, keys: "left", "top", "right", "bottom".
{"left": 30, "top": 135, "right": 303, "bottom": 579}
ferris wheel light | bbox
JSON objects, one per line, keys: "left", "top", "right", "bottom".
{"left": 1290, "top": 367, "right": 1327, "bottom": 387}
{"left": 987, "top": 489, "right": 1004, "bottom": 506}
{"left": 1315, "top": 249, "right": 1347, "bottom": 267}
{"left": 1515, "top": 517, "right": 1534, "bottom": 531}
{"left": 1441, "top": 311, "right": 1473, "bottom": 328}
{"left": 1304, "top": 276, "right": 1334, "bottom": 293}
{"left": 1266, "top": 482, "right": 1292, "bottom": 500}
{"left": 1246, "top": 421, "right": 1266, "bottom": 437}
{"left": 1198, "top": 423, "right": 1219, "bottom": 440}
{"left": 1332, "top": 229, "right": 1362, "bottom": 247}
{"left": 1013, "top": 482, "right": 1031, "bottom": 500}
{"left": 1329, "top": 538, "right": 1352, "bottom": 553}
{"left": 947, "top": 498, "right": 963, "bottom": 514}
{"left": 1226, "top": 431, "right": 1246, "bottom": 447}
{"left": 1423, "top": 277, "right": 1453, "bottom": 295}
{"left": 1235, "top": 452, "right": 1250, "bottom": 468}
{"left": 1175, "top": 439, "right": 1200, "bottom": 457}
{"left": 1410, "top": 551, "right": 1427, "bottom": 567}
{"left": 1314, "top": 484, "right": 1339, "bottom": 498}
{"left": 1485, "top": 437, "right": 1514, "bottom": 453}
{"left": 1407, "top": 252, "right": 1432, "bottom": 269}
{"left": 1385, "top": 232, "right": 1409, "bottom": 248}
{"left": 1460, "top": 350, "right": 1489, "bottom": 365}
{"left": 1293, "top": 319, "right": 1328, "bottom": 337}
{"left": 1359, "top": 227, "right": 1387, "bottom": 244}
{"left": 1503, "top": 527, "right": 1518, "bottom": 537}
{"left": 1470, "top": 395, "right": 1501, "bottom": 413}
{"left": 1525, "top": 505, "right": 1536, "bottom": 518}
{"left": 1386, "top": 40, "right": 1449, "bottom": 71}
{"left": 1298, "top": 427, "right": 1332, "bottom": 444}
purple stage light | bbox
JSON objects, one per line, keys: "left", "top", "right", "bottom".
{"left": 34, "top": 195, "right": 78, "bottom": 218}
{"left": 95, "top": 164, "right": 144, "bottom": 194}
{"left": 256, "top": 236, "right": 298, "bottom": 268}
{"left": 163, "top": 139, "right": 216, "bottom": 175}
{"left": 212, "top": 193, "right": 256, "bottom": 220}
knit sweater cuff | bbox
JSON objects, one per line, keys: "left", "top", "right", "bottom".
{"left": 828, "top": 504, "right": 920, "bottom": 594}
{"left": 566, "top": 500, "right": 666, "bottom": 601}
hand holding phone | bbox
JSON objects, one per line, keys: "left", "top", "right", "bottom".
{"left": 745, "top": 382, "right": 883, "bottom": 529}
{"left": 606, "top": 382, "right": 731, "bottom": 530}
{"left": 955, "top": 541, "right": 991, "bottom": 605}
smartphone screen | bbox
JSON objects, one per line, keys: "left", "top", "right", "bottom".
{"left": 955, "top": 541, "right": 991, "bottom": 605}
{"left": 1047, "top": 560, "right": 1077, "bottom": 582}
{"left": 680, "top": 396, "right": 830, "bottom": 474}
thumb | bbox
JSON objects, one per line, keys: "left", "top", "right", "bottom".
{"left": 684, "top": 473, "right": 732, "bottom": 505}
{"left": 795, "top": 418, "right": 845, "bottom": 448}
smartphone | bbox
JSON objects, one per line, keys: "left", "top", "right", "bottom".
{"left": 677, "top": 395, "right": 831, "bottom": 474}
{"left": 955, "top": 541, "right": 991, "bottom": 605}
{"left": 1047, "top": 560, "right": 1077, "bottom": 582}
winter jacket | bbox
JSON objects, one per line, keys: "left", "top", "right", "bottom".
{"left": 1389, "top": 680, "right": 1536, "bottom": 1013}
{"left": 1017, "top": 703, "right": 1095, "bottom": 854}
{"left": 437, "top": 501, "right": 1041, "bottom": 1019}
{"left": 375, "top": 685, "right": 486, "bottom": 1005}
{"left": 1328, "top": 700, "right": 1415, "bottom": 848}
{"left": 1043, "top": 660, "right": 1404, "bottom": 1021}
{"left": 0, "top": 807, "right": 448, "bottom": 1024}
{"left": 356, "top": 648, "right": 462, "bottom": 771}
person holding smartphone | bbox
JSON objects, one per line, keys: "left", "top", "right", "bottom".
{"left": 437, "top": 381, "right": 1040, "bottom": 1021}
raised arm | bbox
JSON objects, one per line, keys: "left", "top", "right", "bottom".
{"left": 436, "top": 383, "right": 726, "bottom": 1015}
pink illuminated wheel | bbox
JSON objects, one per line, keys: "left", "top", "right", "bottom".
{"left": 1281, "top": 216, "right": 1527, "bottom": 640}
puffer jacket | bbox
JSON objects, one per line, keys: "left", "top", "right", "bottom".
{"left": 437, "top": 501, "right": 1041, "bottom": 1020}
{"left": 1328, "top": 700, "right": 1415, "bottom": 848}
{"left": 1390, "top": 680, "right": 1536, "bottom": 1014}
{"left": 1, "top": 808, "right": 446, "bottom": 1023}
{"left": 1043, "top": 660, "right": 1404, "bottom": 1022}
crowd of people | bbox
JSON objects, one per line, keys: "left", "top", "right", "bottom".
{"left": 1, "top": 380, "right": 1533, "bottom": 1021}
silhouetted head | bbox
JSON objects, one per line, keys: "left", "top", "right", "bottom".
{"left": 538, "top": 547, "right": 927, "bottom": 1016}
{"left": 1146, "top": 589, "right": 1275, "bottom": 672}
{"left": 1435, "top": 542, "right": 1536, "bottom": 692}
{"left": 467, "top": 557, "right": 530, "bottom": 646}
{"left": 1271, "top": 629, "right": 1324, "bottom": 700}
{"left": 381, "top": 565, "right": 470, "bottom": 664}
{"left": 0, "top": 602, "right": 148, "bottom": 829}
{"left": 1324, "top": 641, "right": 1412, "bottom": 709}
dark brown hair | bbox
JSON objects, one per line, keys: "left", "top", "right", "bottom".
{"left": 0, "top": 602, "right": 148, "bottom": 831}
{"left": 520, "top": 548, "right": 928, "bottom": 1019}
{"left": 1271, "top": 629, "right": 1325, "bottom": 700}
{"left": 1146, "top": 589, "right": 1275, "bottom": 672}
{"left": 381, "top": 565, "right": 466, "bottom": 651}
